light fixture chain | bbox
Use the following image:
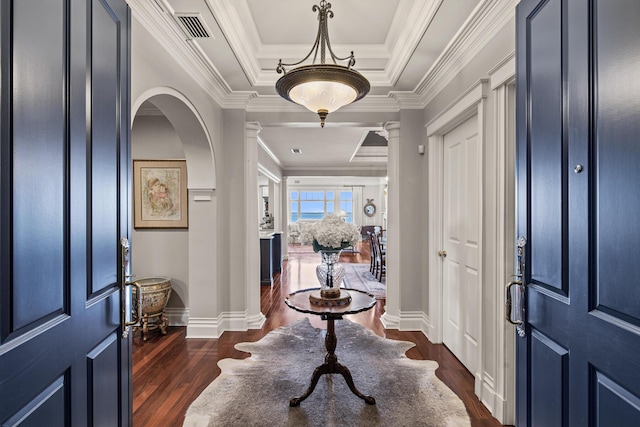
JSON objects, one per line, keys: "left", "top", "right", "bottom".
{"left": 277, "top": 1, "right": 356, "bottom": 72}
{"left": 320, "top": 6, "right": 327, "bottom": 63}
{"left": 275, "top": 0, "right": 370, "bottom": 127}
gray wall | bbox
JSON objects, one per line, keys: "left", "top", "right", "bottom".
{"left": 131, "top": 115, "right": 189, "bottom": 309}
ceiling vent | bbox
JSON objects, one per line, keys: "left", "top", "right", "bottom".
{"left": 291, "top": 148, "right": 302, "bottom": 154}
{"left": 175, "top": 13, "right": 211, "bottom": 39}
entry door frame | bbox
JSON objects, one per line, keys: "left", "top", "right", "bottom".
{"left": 426, "top": 79, "right": 489, "bottom": 403}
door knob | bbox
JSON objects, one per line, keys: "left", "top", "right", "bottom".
{"left": 438, "top": 250, "right": 447, "bottom": 258}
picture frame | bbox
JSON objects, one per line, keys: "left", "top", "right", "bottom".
{"left": 133, "top": 160, "right": 188, "bottom": 229}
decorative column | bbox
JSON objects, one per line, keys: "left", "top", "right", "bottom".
{"left": 282, "top": 179, "right": 289, "bottom": 260}
{"left": 380, "top": 121, "right": 400, "bottom": 328}
{"left": 245, "top": 122, "right": 266, "bottom": 328}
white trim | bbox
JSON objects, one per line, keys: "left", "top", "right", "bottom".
{"left": 381, "top": 121, "right": 401, "bottom": 328}
{"left": 257, "top": 163, "right": 281, "bottom": 184}
{"left": 426, "top": 78, "right": 488, "bottom": 404}
{"left": 489, "top": 52, "right": 516, "bottom": 90}
{"left": 397, "top": 311, "right": 431, "bottom": 333}
{"left": 191, "top": 188, "right": 214, "bottom": 201}
{"left": 166, "top": 307, "right": 189, "bottom": 326}
{"left": 427, "top": 134, "right": 444, "bottom": 344}
{"left": 129, "top": 1, "right": 258, "bottom": 109}
{"left": 186, "top": 311, "right": 265, "bottom": 338}
{"left": 380, "top": 312, "right": 400, "bottom": 330}
{"left": 484, "top": 61, "right": 516, "bottom": 425}
{"left": 132, "top": 86, "right": 217, "bottom": 190}
{"left": 245, "top": 122, "right": 265, "bottom": 328}
{"left": 246, "top": 95, "right": 400, "bottom": 113}
{"left": 426, "top": 80, "right": 488, "bottom": 135}
{"left": 131, "top": 0, "right": 515, "bottom": 111}
{"left": 257, "top": 136, "right": 282, "bottom": 168}
{"left": 415, "top": 0, "right": 517, "bottom": 107}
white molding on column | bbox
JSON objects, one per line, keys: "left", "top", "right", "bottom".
{"left": 190, "top": 188, "right": 215, "bottom": 201}
{"left": 380, "top": 312, "right": 400, "bottom": 330}
{"left": 382, "top": 310, "right": 432, "bottom": 337}
{"left": 245, "top": 122, "right": 267, "bottom": 330}
{"left": 186, "top": 311, "right": 263, "bottom": 338}
{"left": 380, "top": 121, "right": 400, "bottom": 329}
{"left": 398, "top": 311, "right": 431, "bottom": 333}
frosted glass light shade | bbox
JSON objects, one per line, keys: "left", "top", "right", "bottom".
{"left": 289, "top": 81, "right": 357, "bottom": 114}
{"left": 275, "top": 64, "right": 370, "bottom": 127}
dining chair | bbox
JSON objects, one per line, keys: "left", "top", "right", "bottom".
{"left": 367, "top": 231, "right": 376, "bottom": 274}
{"left": 371, "top": 232, "right": 386, "bottom": 282}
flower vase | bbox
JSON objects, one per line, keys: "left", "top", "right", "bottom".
{"left": 316, "top": 250, "right": 345, "bottom": 298}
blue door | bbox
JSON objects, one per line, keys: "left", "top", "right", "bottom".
{"left": 0, "top": 0, "right": 131, "bottom": 424}
{"left": 516, "top": 0, "right": 640, "bottom": 425}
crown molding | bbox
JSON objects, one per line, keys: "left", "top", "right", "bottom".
{"left": 384, "top": 0, "right": 442, "bottom": 86}
{"left": 389, "top": 92, "right": 425, "bottom": 109}
{"left": 130, "top": 0, "right": 257, "bottom": 109}
{"left": 253, "top": 61, "right": 391, "bottom": 88}
{"left": 204, "top": 0, "right": 263, "bottom": 86}
{"left": 247, "top": 95, "right": 399, "bottom": 113}
{"left": 210, "top": 0, "right": 431, "bottom": 88}
{"left": 132, "top": 0, "right": 515, "bottom": 112}
{"left": 257, "top": 136, "right": 282, "bottom": 167}
{"left": 284, "top": 165, "right": 388, "bottom": 173}
{"left": 414, "top": 0, "right": 517, "bottom": 108}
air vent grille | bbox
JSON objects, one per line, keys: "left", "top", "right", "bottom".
{"left": 291, "top": 148, "right": 302, "bottom": 154}
{"left": 177, "top": 14, "right": 210, "bottom": 38}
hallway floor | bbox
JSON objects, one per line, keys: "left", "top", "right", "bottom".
{"left": 132, "top": 243, "right": 507, "bottom": 426}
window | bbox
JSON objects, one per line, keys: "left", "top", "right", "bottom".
{"left": 290, "top": 189, "right": 353, "bottom": 223}
{"left": 339, "top": 191, "right": 353, "bottom": 223}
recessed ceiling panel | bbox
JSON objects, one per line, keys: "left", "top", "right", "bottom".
{"left": 259, "top": 126, "right": 379, "bottom": 168}
{"left": 247, "top": 0, "right": 399, "bottom": 46}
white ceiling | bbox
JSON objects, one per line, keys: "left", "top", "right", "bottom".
{"left": 132, "top": 0, "right": 514, "bottom": 172}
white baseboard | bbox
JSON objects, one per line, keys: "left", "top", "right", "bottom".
{"left": 166, "top": 307, "right": 189, "bottom": 326}
{"left": 380, "top": 312, "right": 400, "bottom": 329}
{"left": 381, "top": 311, "right": 431, "bottom": 337}
{"left": 478, "top": 374, "right": 512, "bottom": 425}
{"left": 186, "top": 311, "right": 266, "bottom": 338}
{"left": 397, "top": 311, "right": 430, "bottom": 334}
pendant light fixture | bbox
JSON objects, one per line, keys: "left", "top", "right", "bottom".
{"left": 276, "top": 1, "right": 370, "bottom": 127}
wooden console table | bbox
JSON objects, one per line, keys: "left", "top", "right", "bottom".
{"left": 284, "top": 288, "right": 377, "bottom": 406}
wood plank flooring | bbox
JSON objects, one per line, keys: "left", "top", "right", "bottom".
{"left": 133, "top": 243, "right": 509, "bottom": 426}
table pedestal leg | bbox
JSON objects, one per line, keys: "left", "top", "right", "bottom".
{"left": 290, "top": 317, "right": 376, "bottom": 407}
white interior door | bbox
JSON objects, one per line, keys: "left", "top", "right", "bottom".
{"left": 442, "top": 115, "right": 480, "bottom": 374}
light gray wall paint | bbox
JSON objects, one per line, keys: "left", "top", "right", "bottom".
{"left": 416, "top": 17, "right": 514, "bottom": 326}
{"left": 423, "top": 18, "right": 515, "bottom": 123}
{"left": 221, "top": 109, "right": 250, "bottom": 313}
{"left": 397, "top": 109, "right": 426, "bottom": 312}
{"left": 132, "top": 17, "right": 223, "bottom": 328}
{"left": 414, "top": 16, "right": 516, "bottom": 423}
{"left": 131, "top": 116, "right": 189, "bottom": 309}
{"left": 257, "top": 144, "right": 282, "bottom": 181}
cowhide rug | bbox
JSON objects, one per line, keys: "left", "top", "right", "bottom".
{"left": 183, "top": 318, "right": 471, "bottom": 427}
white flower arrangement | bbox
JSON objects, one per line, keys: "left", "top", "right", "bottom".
{"left": 300, "top": 214, "right": 361, "bottom": 252}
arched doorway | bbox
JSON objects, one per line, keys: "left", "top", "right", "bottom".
{"left": 131, "top": 88, "right": 218, "bottom": 334}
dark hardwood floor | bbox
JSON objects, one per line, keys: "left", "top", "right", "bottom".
{"left": 133, "top": 243, "right": 508, "bottom": 426}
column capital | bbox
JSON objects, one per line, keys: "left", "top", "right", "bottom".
{"left": 384, "top": 121, "right": 400, "bottom": 133}
{"left": 245, "top": 121, "right": 262, "bottom": 134}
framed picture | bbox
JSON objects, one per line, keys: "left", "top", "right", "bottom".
{"left": 133, "top": 160, "right": 188, "bottom": 229}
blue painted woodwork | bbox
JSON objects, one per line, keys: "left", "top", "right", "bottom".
{"left": 517, "top": 0, "right": 640, "bottom": 425}
{"left": 0, "top": 0, "right": 131, "bottom": 424}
